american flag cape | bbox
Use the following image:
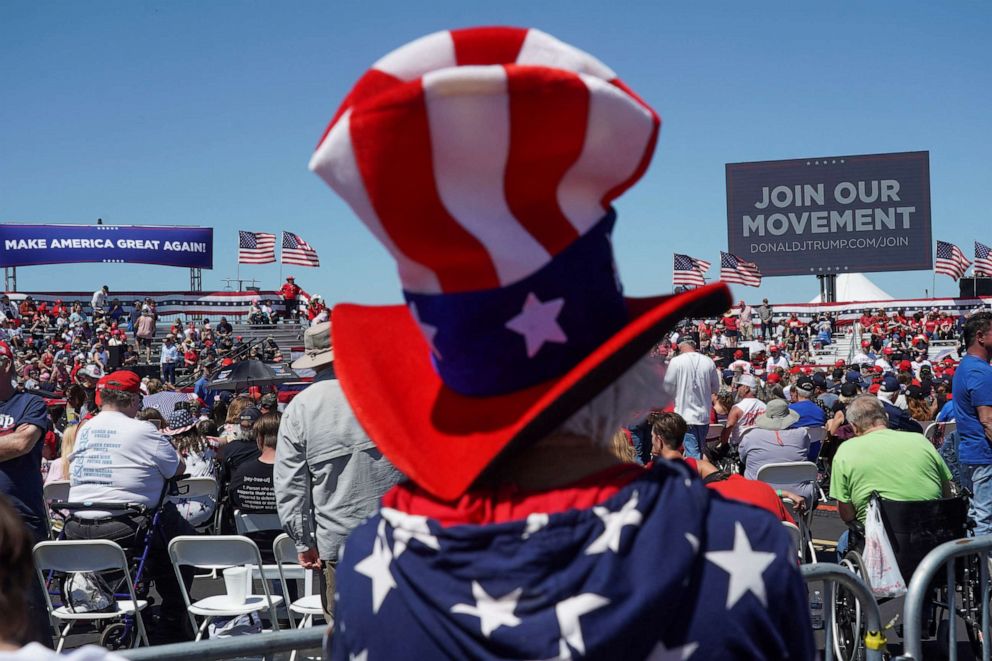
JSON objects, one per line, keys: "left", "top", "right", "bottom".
{"left": 332, "top": 460, "right": 814, "bottom": 660}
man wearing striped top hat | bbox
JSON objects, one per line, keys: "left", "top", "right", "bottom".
{"left": 309, "top": 27, "right": 813, "bottom": 659}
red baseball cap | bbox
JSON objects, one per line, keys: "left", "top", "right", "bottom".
{"left": 766, "top": 373, "right": 781, "bottom": 384}
{"left": 868, "top": 383, "right": 881, "bottom": 394}
{"left": 733, "top": 350, "right": 744, "bottom": 359}
{"left": 0, "top": 340, "right": 12, "bottom": 360}
{"left": 898, "top": 360, "right": 912, "bottom": 372}
{"left": 835, "top": 359, "right": 846, "bottom": 367}
{"left": 95, "top": 370, "right": 141, "bottom": 406}
{"left": 882, "top": 347, "right": 893, "bottom": 355}
{"left": 861, "top": 340, "right": 870, "bottom": 348}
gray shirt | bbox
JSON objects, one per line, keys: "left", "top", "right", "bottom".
{"left": 757, "top": 304, "right": 772, "bottom": 322}
{"left": 274, "top": 375, "right": 401, "bottom": 561}
{"left": 738, "top": 426, "right": 813, "bottom": 501}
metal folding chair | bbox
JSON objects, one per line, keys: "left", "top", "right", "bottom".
{"left": 34, "top": 539, "right": 150, "bottom": 651}
{"left": 756, "top": 461, "right": 819, "bottom": 564}
{"left": 168, "top": 535, "right": 283, "bottom": 641}
{"left": 168, "top": 476, "right": 220, "bottom": 533}
{"left": 781, "top": 521, "right": 802, "bottom": 563}
{"left": 43, "top": 481, "right": 71, "bottom": 539}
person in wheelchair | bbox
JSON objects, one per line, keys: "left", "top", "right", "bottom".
{"left": 64, "top": 370, "right": 197, "bottom": 642}
{"left": 830, "top": 395, "right": 954, "bottom": 561}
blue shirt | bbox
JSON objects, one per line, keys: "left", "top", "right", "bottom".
{"left": 0, "top": 391, "right": 50, "bottom": 538}
{"left": 789, "top": 400, "right": 827, "bottom": 427}
{"left": 936, "top": 399, "right": 956, "bottom": 423}
{"left": 954, "top": 354, "right": 992, "bottom": 465}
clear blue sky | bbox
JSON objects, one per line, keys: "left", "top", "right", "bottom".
{"left": 2, "top": 2, "right": 989, "bottom": 305}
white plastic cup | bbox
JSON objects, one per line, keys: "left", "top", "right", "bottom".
{"left": 223, "top": 567, "right": 249, "bottom": 605}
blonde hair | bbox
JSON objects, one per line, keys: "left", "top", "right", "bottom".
{"left": 226, "top": 396, "right": 253, "bottom": 425}
{"left": 59, "top": 424, "right": 79, "bottom": 476}
{"left": 607, "top": 429, "right": 637, "bottom": 463}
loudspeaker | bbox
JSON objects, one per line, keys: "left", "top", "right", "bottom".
{"left": 107, "top": 345, "right": 123, "bottom": 369}
{"left": 960, "top": 277, "right": 992, "bottom": 297}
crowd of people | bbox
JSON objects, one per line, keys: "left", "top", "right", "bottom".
{"left": 3, "top": 25, "right": 992, "bottom": 661}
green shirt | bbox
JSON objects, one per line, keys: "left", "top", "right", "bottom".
{"left": 830, "top": 427, "right": 952, "bottom": 523}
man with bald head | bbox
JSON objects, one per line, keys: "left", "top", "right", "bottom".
{"left": 663, "top": 338, "right": 719, "bottom": 459}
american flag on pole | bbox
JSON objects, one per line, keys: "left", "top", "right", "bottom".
{"left": 281, "top": 232, "right": 320, "bottom": 267}
{"left": 237, "top": 231, "right": 276, "bottom": 264}
{"left": 975, "top": 242, "right": 992, "bottom": 277}
{"left": 672, "top": 254, "right": 711, "bottom": 288}
{"left": 935, "top": 240, "right": 970, "bottom": 280}
{"left": 719, "top": 251, "right": 762, "bottom": 287}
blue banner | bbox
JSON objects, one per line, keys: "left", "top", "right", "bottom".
{"left": 0, "top": 224, "right": 213, "bottom": 269}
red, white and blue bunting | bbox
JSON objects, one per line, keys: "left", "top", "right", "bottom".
{"left": 3, "top": 290, "right": 285, "bottom": 319}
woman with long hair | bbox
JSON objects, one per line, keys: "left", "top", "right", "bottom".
{"left": 164, "top": 409, "right": 217, "bottom": 528}
{"left": 44, "top": 423, "right": 78, "bottom": 485}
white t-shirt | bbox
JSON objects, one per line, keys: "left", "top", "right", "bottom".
{"left": 69, "top": 410, "right": 181, "bottom": 515}
{"left": 663, "top": 351, "right": 720, "bottom": 425}
{"left": 730, "top": 397, "right": 767, "bottom": 445}
{"left": 728, "top": 359, "right": 752, "bottom": 374}
{"left": 766, "top": 355, "right": 790, "bottom": 372}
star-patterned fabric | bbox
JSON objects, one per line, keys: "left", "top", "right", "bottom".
{"left": 331, "top": 460, "right": 814, "bottom": 659}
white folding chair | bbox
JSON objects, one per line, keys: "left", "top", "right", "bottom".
{"left": 273, "top": 534, "right": 325, "bottom": 628}
{"left": 781, "top": 521, "right": 802, "bottom": 563}
{"left": 34, "top": 540, "right": 149, "bottom": 651}
{"left": 168, "top": 476, "right": 219, "bottom": 533}
{"left": 755, "top": 461, "right": 819, "bottom": 564}
{"left": 168, "top": 535, "right": 283, "bottom": 641}
{"left": 273, "top": 534, "right": 326, "bottom": 661}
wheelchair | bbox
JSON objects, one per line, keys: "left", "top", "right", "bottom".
{"left": 831, "top": 492, "right": 982, "bottom": 661}
{"left": 47, "top": 482, "right": 174, "bottom": 650}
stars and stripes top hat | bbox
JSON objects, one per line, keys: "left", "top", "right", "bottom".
{"left": 310, "top": 26, "right": 731, "bottom": 499}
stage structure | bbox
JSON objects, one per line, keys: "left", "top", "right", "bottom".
{"left": 0, "top": 223, "right": 213, "bottom": 292}
{"left": 725, "top": 151, "right": 932, "bottom": 302}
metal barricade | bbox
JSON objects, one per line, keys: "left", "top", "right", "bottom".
{"left": 898, "top": 535, "right": 992, "bottom": 661}
{"left": 801, "top": 563, "right": 886, "bottom": 661}
{"left": 120, "top": 627, "right": 327, "bottom": 661}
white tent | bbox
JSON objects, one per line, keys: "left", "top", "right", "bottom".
{"left": 808, "top": 273, "right": 894, "bottom": 303}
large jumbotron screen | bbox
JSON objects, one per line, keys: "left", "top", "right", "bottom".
{"left": 0, "top": 224, "right": 213, "bottom": 269}
{"left": 726, "top": 151, "right": 932, "bottom": 277}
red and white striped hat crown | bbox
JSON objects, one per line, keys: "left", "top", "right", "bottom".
{"left": 309, "top": 26, "right": 659, "bottom": 297}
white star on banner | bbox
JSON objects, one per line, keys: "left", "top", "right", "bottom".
{"left": 646, "top": 640, "right": 699, "bottom": 660}
{"left": 705, "top": 521, "right": 777, "bottom": 609}
{"left": 354, "top": 521, "right": 396, "bottom": 614}
{"left": 409, "top": 302, "right": 441, "bottom": 359}
{"left": 380, "top": 507, "right": 440, "bottom": 557}
{"left": 505, "top": 292, "right": 567, "bottom": 358}
{"left": 555, "top": 593, "right": 610, "bottom": 657}
{"left": 585, "top": 491, "right": 642, "bottom": 555}
{"left": 684, "top": 533, "right": 699, "bottom": 553}
{"left": 349, "top": 650, "right": 368, "bottom": 661}
{"left": 450, "top": 581, "right": 523, "bottom": 638}
{"left": 522, "top": 512, "right": 549, "bottom": 539}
